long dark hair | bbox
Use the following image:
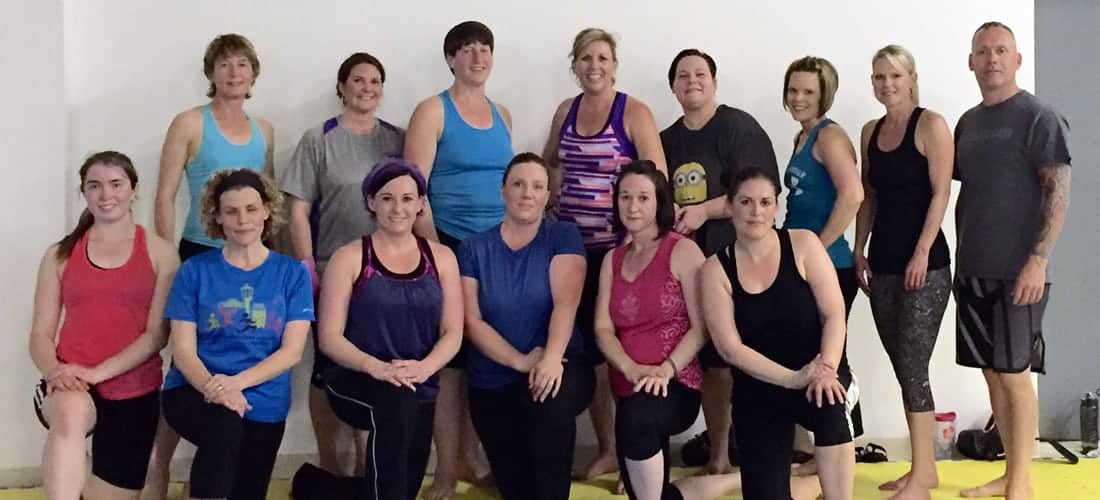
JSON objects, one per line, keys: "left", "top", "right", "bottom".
{"left": 611, "top": 160, "right": 675, "bottom": 239}
{"left": 56, "top": 151, "right": 138, "bottom": 260}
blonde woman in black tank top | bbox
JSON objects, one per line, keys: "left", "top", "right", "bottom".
{"left": 853, "top": 45, "right": 953, "bottom": 500}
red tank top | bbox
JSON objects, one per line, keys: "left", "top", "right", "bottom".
{"left": 56, "top": 225, "right": 162, "bottom": 400}
{"left": 608, "top": 232, "right": 702, "bottom": 397}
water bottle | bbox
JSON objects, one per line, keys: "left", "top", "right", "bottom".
{"left": 934, "top": 411, "right": 957, "bottom": 460}
{"left": 1083, "top": 391, "right": 1099, "bottom": 454}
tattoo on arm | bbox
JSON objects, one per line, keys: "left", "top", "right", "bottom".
{"left": 1033, "top": 164, "right": 1071, "bottom": 258}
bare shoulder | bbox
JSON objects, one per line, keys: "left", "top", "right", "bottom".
{"left": 624, "top": 95, "right": 655, "bottom": 120}
{"left": 426, "top": 239, "right": 457, "bottom": 266}
{"left": 145, "top": 231, "right": 180, "bottom": 269}
{"left": 819, "top": 122, "right": 853, "bottom": 143}
{"left": 860, "top": 119, "right": 878, "bottom": 138}
{"left": 787, "top": 228, "right": 822, "bottom": 253}
{"left": 255, "top": 116, "right": 275, "bottom": 136}
{"left": 916, "top": 108, "right": 949, "bottom": 134}
{"left": 671, "top": 235, "right": 705, "bottom": 262}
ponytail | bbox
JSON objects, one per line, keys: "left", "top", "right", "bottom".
{"left": 55, "top": 209, "right": 95, "bottom": 260}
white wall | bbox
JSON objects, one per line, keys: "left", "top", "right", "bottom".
{"left": 1, "top": 0, "right": 1035, "bottom": 472}
{"left": 0, "top": 0, "right": 67, "bottom": 473}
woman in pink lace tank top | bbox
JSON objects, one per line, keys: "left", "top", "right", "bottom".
{"left": 593, "top": 161, "right": 745, "bottom": 500}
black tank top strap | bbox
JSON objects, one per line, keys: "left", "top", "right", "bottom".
{"left": 417, "top": 236, "right": 438, "bottom": 278}
{"left": 775, "top": 228, "right": 798, "bottom": 280}
{"left": 902, "top": 107, "right": 925, "bottom": 151}
{"left": 868, "top": 116, "right": 886, "bottom": 152}
{"left": 716, "top": 244, "right": 745, "bottom": 296}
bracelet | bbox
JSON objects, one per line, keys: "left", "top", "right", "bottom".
{"left": 664, "top": 357, "right": 679, "bottom": 375}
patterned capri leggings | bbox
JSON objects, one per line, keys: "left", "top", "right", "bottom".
{"left": 869, "top": 266, "right": 952, "bottom": 412}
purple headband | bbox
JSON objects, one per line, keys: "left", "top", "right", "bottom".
{"left": 361, "top": 157, "right": 428, "bottom": 205}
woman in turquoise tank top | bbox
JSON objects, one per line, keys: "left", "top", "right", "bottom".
{"left": 781, "top": 56, "right": 863, "bottom": 314}
{"left": 146, "top": 33, "right": 273, "bottom": 500}
{"left": 404, "top": 21, "right": 507, "bottom": 500}
{"left": 780, "top": 56, "right": 866, "bottom": 467}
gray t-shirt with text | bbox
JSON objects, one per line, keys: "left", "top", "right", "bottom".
{"left": 279, "top": 117, "right": 405, "bottom": 272}
{"left": 954, "top": 91, "right": 1071, "bottom": 279}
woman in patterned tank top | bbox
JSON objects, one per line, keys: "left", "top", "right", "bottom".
{"left": 541, "top": 27, "right": 669, "bottom": 487}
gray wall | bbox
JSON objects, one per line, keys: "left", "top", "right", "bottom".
{"left": 1036, "top": 0, "right": 1100, "bottom": 439}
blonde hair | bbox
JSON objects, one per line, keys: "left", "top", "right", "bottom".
{"left": 200, "top": 169, "right": 284, "bottom": 241}
{"left": 783, "top": 56, "right": 839, "bottom": 117}
{"left": 872, "top": 45, "right": 919, "bottom": 105}
{"left": 570, "top": 28, "right": 618, "bottom": 62}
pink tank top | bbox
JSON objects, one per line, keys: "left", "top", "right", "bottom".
{"left": 56, "top": 225, "right": 162, "bottom": 400}
{"left": 608, "top": 232, "right": 702, "bottom": 397}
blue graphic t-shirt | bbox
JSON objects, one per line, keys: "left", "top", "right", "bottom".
{"left": 163, "top": 249, "right": 314, "bottom": 422}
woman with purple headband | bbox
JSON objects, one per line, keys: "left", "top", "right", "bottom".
{"left": 313, "top": 158, "right": 463, "bottom": 500}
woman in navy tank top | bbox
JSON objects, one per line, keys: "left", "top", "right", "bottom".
{"left": 702, "top": 167, "right": 855, "bottom": 500}
{"left": 541, "top": 27, "right": 668, "bottom": 487}
{"left": 312, "top": 159, "right": 463, "bottom": 500}
{"left": 853, "top": 45, "right": 953, "bottom": 499}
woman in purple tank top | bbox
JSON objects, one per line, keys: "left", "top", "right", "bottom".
{"left": 303, "top": 159, "right": 463, "bottom": 500}
{"left": 541, "top": 27, "right": 668, "bottom": 487}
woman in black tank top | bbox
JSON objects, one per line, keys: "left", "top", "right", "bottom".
{"left": 852, "top": 45, "right": 953, "bottom": 498}
{"left": 701, "top": 167, "right": 855, "bottom": 500}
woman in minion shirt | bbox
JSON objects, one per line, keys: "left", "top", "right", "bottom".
{"left": 660, "top": 48, "right": 779, "bottom": 476}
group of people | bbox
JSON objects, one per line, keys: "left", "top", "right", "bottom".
{"left": 28, "top": 18, "right": 1070, "bottom": 500}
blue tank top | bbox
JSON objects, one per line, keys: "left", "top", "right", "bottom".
{"left": 345, "top": 236, "right": 442, "bottom": 400}
{"left": 783, "top": 119, "right": 853, "bottom": 268}
{"left": 427, "top": 91, "right": 513, "bottom": 241}
{"left": 182, "top": 105, "right": 266, "bottom": 247}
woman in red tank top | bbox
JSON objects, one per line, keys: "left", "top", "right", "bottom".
{"left": 28, "top": 151, "right": 179, "bottom": 500}
{"left": 594, "top": 161, "right": 749, "bottom": 500}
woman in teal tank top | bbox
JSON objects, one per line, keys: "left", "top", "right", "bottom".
{"left": 780, "top": 56, "right": 867, "bottom": 457}
{"left": 781, "top": 56, "right": 863, "bottom": 315}
{"left": 146, "top": 33, "right": 273, "bottom": 500}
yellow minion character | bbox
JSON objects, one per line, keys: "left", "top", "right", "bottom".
{"left": 673, "top": 162, "right": 708, "bottom": 205}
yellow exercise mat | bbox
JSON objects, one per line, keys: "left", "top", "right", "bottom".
{"left": 1, "top": 460, "right": 1096, "bottom": 499}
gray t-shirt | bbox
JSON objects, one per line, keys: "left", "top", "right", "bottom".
{"left": 954, "top": 91, "right": 1071, "bottom": 279}
{"left": 280, "top": 117, "right": 405, "bottom": 272}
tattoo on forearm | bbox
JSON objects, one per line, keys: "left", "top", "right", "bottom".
{"left": 1034, "top": 164, "right": 1071, "bottom": 257}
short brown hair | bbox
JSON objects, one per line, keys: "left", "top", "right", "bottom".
{"left": 203, "top": 34, "right": 261, "bottom": 98}
{"left": 783, "top": 56, "right": 839, "bottom": 117}
{"left": 201, "top": 169, "right": 284, "bottom": 241}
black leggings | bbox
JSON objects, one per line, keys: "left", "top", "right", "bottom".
{"left": 615, "top": 381, "right": 701, "bottom": 500}
{"left": 468, "top": 362, "right": 596, "bottom": 500}
{"left": 325, "top": 368, "right": 435, "bottom": 500}
{"left": 732, "top": 379, "right": 853, "bottom": 500}
{"left": 162, "top": 385, "right": 285, "bottom": 500}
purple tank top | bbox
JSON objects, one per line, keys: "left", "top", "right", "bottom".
{"left": 557, "top": 92, "right": 638, "bottom": 250}
{"left": 345, "top": 236, "right": 442, "bottom": 400}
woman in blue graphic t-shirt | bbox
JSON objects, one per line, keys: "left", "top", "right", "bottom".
{"left": 161, "top": 169, "right": 313, "bottom": 500}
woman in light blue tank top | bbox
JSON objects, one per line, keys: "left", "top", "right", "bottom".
{"left": 402, "top": 21, "right": 507, "bottom": 498}
{"left": 154, "top": 34, "right": 271, "bottom": 262}
{"left": 146, "top": 33, "right": 272, "bottom": 500}
{"left": 780, "top": 56, "right": 867, "bottom": 455}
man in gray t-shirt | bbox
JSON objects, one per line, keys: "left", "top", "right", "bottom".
{"left": 953, "top": 22, "right": 1072, "bottom": 499}
{"left": 280, "top": 117, "right": 405, "bottom": 274}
